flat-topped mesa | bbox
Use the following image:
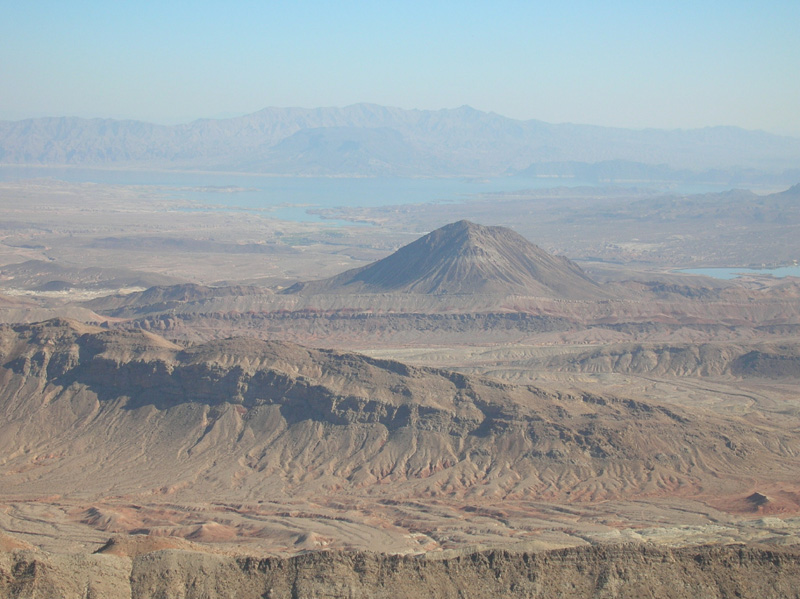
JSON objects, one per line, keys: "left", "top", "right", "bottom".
{"left": 284, "top": 220, "right": 601, "bottom": 298}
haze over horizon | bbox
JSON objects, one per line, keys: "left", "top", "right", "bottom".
{"left": 3, "top": 1, "right": 799, "bottom": 137}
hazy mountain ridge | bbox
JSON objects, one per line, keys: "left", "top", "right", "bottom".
{"left": 2, "top": 104, "right": 800, "bottom": 176}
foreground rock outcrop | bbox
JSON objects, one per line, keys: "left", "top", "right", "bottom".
{"left": 2, "top": 543, "right": 800, "bottom": 599}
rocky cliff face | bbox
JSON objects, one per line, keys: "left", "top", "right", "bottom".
{"left": 2, "top": 543, "right": 800, "bottom": 599}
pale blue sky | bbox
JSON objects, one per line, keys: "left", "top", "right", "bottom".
{"left": 2, "top": 1, "right": 799, "bottom": 136}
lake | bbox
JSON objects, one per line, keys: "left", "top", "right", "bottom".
{"left": 0, "top": 165, "right": 741, "bottom": 223}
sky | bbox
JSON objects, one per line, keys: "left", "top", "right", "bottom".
{"left": 2, "top": 1, "right": 799, "bottom": 136}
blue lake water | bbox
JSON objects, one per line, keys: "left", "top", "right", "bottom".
{"left": 0, "top": 165, "right": 739, "bottom": 223}
{"left": 0, "top": 167, "right": 569, "bottom": 222}
{"left": 679, "top": 266, "right": 800, "bottom": 280}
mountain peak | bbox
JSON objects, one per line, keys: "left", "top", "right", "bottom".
{"left": 444, "top": 219, "right": 480, "bottom": 231}
{"left": 285, "top": 221, "right": 601, "bottom": 298}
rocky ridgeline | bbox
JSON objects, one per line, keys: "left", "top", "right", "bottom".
{"left": 2, "top": 319, "right": 800, "bottom": 504}
{"left": 543, "top": 342, "right": 800, "bottom": 378}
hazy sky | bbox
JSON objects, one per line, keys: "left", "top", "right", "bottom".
{"left": 2, "top": 1, "right": 799, "bottom": 136}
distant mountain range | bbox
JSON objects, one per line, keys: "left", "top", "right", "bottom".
{"left": 1, "top": 104, "right": 799, "bottom": 182}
